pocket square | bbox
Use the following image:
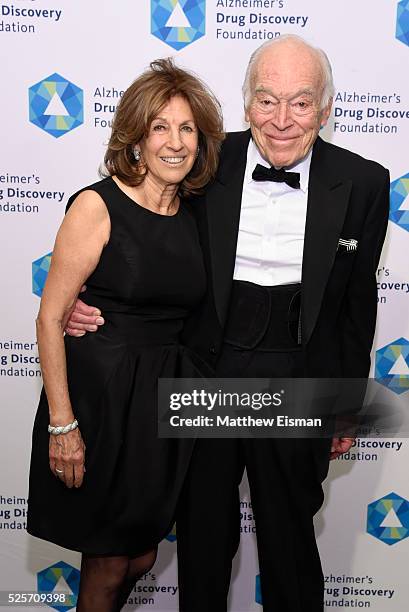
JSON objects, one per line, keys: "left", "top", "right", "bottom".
{"left": 337, "top": 238, "right": 358, "bottom": 252}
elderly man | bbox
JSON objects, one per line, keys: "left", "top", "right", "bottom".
{"left": 67, "top": 36, "right": 389, "bottom": 611}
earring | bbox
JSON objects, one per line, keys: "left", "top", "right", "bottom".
{"left": 133, "top": 147, "right": 141, "bottom": 162}
{"left": 196, "top": 146, "right": 200, "bottom": 158}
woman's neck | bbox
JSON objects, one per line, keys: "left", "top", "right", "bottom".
{"left": 114, "top": 175, "right": 180, "bottom": 215}
{"left": 138, "top": 174, "right": 179, "bottom": 215}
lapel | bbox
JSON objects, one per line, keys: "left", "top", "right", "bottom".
{"left": 205, "top": 133, "right": 352, "bottom": 343}
{"left": 206, "top": 130, "right": 251, "bottom": 325}
{"left": 301, "top": 137, "right": 352, "bottom": 344}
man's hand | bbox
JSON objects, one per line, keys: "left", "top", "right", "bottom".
{"left": 330, "top": 436, "right": 354, "bottom": 460}
{"left": 65, "top": 298, "right": 104, "bottom": 336}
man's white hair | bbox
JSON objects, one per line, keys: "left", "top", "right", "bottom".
{"left": 242, "top": 34, "right": 335, "bottom": 111}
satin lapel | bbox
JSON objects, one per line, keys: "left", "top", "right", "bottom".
{"left": 207, "top": 131, "right": 251, "bottom": 325}
{"left": 301, "top": 138, "right": 352, "bottom": 345}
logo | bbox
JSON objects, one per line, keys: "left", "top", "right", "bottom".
{"left": 255, "top": 574, "right": 262, "bottom": 605}
{"left": 367, "top": 492, "right": 409, "bottom": 545}
{"left": 29, "top": 73, "right": 83, "bottom": 138}
{"left": 151, "top": 0, "right": 206, "bottom": 50}
{"left": 165, "top": 523, "right": 177, "bottom": 542}
{"left": 375, "top": 337, "right": 409, "bottom": 395}
{"left": 390, "top": 172, "right": 409, "bottom": 232}
{"left": 396, "top": 1, "right": 409, "bottom": 47}
{"left": 37, "top": 561, "right": 80, "bottom": 611}
{"left": 32, "top": 252, "right": 52, "bottom": 297}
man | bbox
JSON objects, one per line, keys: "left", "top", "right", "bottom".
{"left": 67, "top": 36, "right": 390, "bottom": 611}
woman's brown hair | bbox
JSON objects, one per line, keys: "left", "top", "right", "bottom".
{"left": 102, "top": 58, "right": 225, "bottom": 197}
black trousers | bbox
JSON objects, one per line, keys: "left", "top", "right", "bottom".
{"left": 177, "top": 343, "right": 331, "bottom": 612}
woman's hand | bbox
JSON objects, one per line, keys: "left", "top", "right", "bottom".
{"left": 49, "top": 428, "right": 86, "bottom": 488}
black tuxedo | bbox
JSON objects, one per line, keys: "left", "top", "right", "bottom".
{"left": 182, "top": 130, "right": 389, "bottom": 377}
{"left": 177, "top": 131, "right": 390, "bottom": 612}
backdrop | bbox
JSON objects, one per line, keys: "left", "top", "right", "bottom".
{"left": 0, "top": 1, "right": 408, "bottom": 610}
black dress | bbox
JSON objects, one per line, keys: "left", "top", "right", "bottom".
{"left": 27, "top": 177, "right": 207, "bottom": 555}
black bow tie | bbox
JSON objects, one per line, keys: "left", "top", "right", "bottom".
{"left": 252, "top": 164, "right": 301, "bottom": 189}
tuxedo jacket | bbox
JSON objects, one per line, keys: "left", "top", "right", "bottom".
{"left": 182, "top": 130, "right": 390, "bottom": 378}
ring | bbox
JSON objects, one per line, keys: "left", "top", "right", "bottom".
{"left": 56, "top": 468, "right": 64, "bottom": 473}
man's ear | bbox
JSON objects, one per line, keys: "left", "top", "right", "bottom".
{"left": 320, "top": 96, "right": 333, "bottom": 128}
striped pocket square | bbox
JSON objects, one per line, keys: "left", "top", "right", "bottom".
{"left": 338, "top": 238, "right": 358, "bottom": 252}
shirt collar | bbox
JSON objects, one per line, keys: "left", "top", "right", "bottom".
{"left": 245, "top": 138, "right": 312, "bottom": 193}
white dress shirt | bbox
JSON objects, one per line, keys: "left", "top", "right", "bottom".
{"left": 233, "top": 139, "right": 311, "bottom": 286}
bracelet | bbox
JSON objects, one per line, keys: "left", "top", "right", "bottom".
{"left": 48, "top": 419, "right": 79, "bottom": 436}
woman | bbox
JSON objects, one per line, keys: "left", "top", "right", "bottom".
{"left": 27, "top": 58, "right": 224, "bottom": 611}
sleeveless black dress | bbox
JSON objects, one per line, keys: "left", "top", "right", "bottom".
{"left": 27, "top": 177, "right": 207, "bottom": 555}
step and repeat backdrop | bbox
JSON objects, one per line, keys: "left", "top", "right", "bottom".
{"left": 1, "top": 1, "right": 409, "bottom": 610}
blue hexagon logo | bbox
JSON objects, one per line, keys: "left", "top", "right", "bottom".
{"left": 367, "top": 492, "right": 409, "bottom": 545}
{"left": 32, "top": 252, "right": 52, "bottom": 297}
{"left": 375, "top": 337, "right": 409, "bottom": 395}
{"left": 255, "top": 574, "right": 262, "bottom": 605}
{"left": 165, "top": 523, "right": 177, "bottom": 542}
{"left": 390, "top": 172, "right": 409, "bottom": 232}
{"left": 151, "top": 0, "right": 206, "bottom": 51}
{"left": 37, "top": 561, "right": 80, "bottom": 611}
{"left": 29, "top": 73, "right": 83, "bottom": 138}
{"left": 396, "top": 1, "right": 409, "bottom": 47}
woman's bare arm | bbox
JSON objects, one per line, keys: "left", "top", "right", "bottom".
{"left": 36, "top": 190, "right": 110, "bottom": 486}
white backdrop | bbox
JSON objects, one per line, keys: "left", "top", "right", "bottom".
{"left": 1, "top": 1, "right": 408, "bottom": 610}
